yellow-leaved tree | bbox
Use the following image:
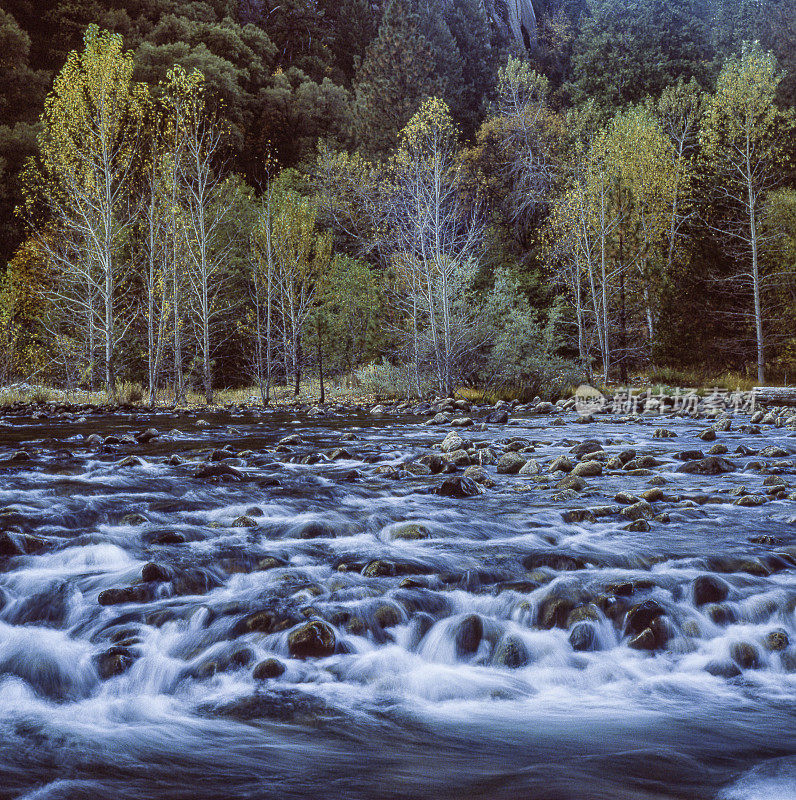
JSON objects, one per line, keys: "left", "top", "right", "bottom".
{"left": 21, "top": 25, "right": 148, "bottom": 396}
{"left": 386, "top": 97, "right": 485, "bottom": 397}
{"left": 701, "top": 41, "right": 793, "bottom": 384}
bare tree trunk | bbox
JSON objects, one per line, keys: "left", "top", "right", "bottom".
{"left": 749, "top": 182, "right": 765, "bottom": 384}
{"left": 317, "top": 319, "right": 325, "bottom": 404}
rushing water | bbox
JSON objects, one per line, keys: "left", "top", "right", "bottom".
{"left": 0, "top": 405, "right": 794, "bottom": 800}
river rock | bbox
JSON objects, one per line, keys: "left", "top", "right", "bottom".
{"left": 624, "top": 599, "right": 665, "bottom": 635}
{"left": 98, "top": 585, "right": 154, "bottom": 606}
{"left": 676, "top": 457, "right": 735, "bottom": 475}
{"left": 441, "top": 432, "right": 465, "bottom": 453}
{"left": 463, "top": 466, "right": 495, "bottom": 487}
{"left": 496, "top": 453, "right": 527, "bottom": 474}
{"left": 759, "top": 446, "right": 788, "bottom": 458}
{"left": 445, "top": 449, "right": 471, "bottom": 467}
{"left": 492, "top": 634, "right": 530, "bottom": 668}
{"left": 96, "top": 646, "right": 138, "bottom": 679}
{"left": 518, "top": 459, "right": 540, "bottom": 475}
{"left": 734, "top": 494, "right": 766, "bottom": 507}
{"left": 287, "top": 621, "right": 336, "bottom": 659}
{"left": 407, "top": 612, "right": 435, "bottom": 650}
{"left": 705, "top": 660, "right": 742, "bottom": 679}
{"left": 571, "top": 460, "right": 602, "bottom": 477}
{"left": 253, "top": 658, "right": 286, "bottom": 680}
{"left": 569, "top": 621, "right": 598, "bottom": 651}
{"left": 555, "top": 474, "right": 586, "bottom": 492}
{"left": 453, "top": 614, "right": 483, "bottom": 657}
{"left": 548, "top": 456, "right": 574, "bottom": 473}
{"left": 620, "top": 500, "right": 654, "bottom": 521}
{"left": 435, "top": 476, "right": 482, "bottom": 498}
{"left": 362, "top": 560, "right": 396, "bottom": 577}
{"left": 570, "top": 440, "right": 603, "bottom": 458}
{"left": 765, "top": 629, "right": 789, "bottom": 651}
{"left": 389, "top": 522, "right": 430, "bottom": 540}
{"left": 141, "top": 562, "right": 173, "bottom": 583}
{"left": 0, "top": 531, "right": 46, "bottom": 556}
{"left": 730, "top": 641, "right": 762, "bottom": 670}
{"left": 194, "top": 463, "right": 244, "bottom": 481}
{"left": 136, "top": 428, "right": 160, "bottom": 443}
{"left": 692, "top": 575, "right": 730, "bottom": 606}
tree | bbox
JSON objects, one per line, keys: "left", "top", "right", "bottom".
{"left": 604, "top": 104, "right": 679, "bottom": 352}
{"left": 269, "top": 182, "right": 334, "bottom": 394}
{"left": 22, "top": 25, "right": 147, "bottom": 396}
{"left": 384, "top": 98, "right": 486, "bottom": 395}
{"left": 568, "top": 0, "right": 713, "bottom": 110}
{"left": 701, "top": 42, "right": 793, "bottom": 383}
{"left": 173, "top": 67, "right": 232, "bottom": 405}
{"left": 353, "top": 0, "right": 443, "bottom": 155}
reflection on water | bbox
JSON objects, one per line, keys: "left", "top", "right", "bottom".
{"left": 0, "top": 406, "right": 794, "bottom": 799}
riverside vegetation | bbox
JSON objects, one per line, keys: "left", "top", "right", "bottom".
{"left": 0, "top": 0, "right": 795, "bottom": 403}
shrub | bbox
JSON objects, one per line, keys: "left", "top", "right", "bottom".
{"left": 116, "top": 381, "right": 144, "bottom": 405}
{"left": 477, "top": 269, "right": 584, "bottom": 401}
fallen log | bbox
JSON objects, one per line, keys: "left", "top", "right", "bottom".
{"left": 753, "top": 387, "right": 796, "bottom": 407}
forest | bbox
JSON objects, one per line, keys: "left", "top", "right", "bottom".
{"left": 0, "top": 0, "right": 795, "bottom": 403}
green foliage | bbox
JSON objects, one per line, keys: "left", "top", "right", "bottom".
{"left": 479, "top": 268, "right": 581, "bottom": 400}
{"left": 353, "top": 0, "right": 442, "bottom": 155}
{"left": 1, "top": 0, "right": 796, "bottom": 394}
{"left": 568, "top": 0, "right": 713, "bottom": 109}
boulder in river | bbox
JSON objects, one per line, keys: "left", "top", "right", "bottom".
{"left": 194, "top": 463, "right": 244, "bottom": 481}
{"left": 571, "top": 460, "right": 602, "bottom": 477}
{"left": 287, "top": 620, "right": 336, "bottom": 659}
{"left": 730, "top": 641, "right": 762, "bottom": 670}
{"left": 496, "top": 452, "right": 527, "bottom": 474}
{"left": 692, "top": 575, "right": 729, "bottom": 606}
{"left": 569, "top": 621, "right": 599, "bottom": 651}
{"left": 453, "top": 614, "right": 483, "bottom": 657}
{"left": 676, "top": 457, "right": 735, "bottom": 475}
{"left": 253, "top": 658, "right": 286, "bottom": 680}
{"left": 492, "top": 634, "right": 530, "bottom": 668}
{"left": 96, "top": 646, "right": 138, "bottom": 679}
{"left": 435, "top": 476, "right": 482, "bottom": 498}
{"left": 98, "top": 585, "right": 154, "bottom": 606}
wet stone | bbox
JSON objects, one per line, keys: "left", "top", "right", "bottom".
{"left": 692, "top": 575, "right": 730, "bottom": 606}
{"left": 492, "top": 634, "right": 530, "bottom": 668}
{"left": 287, "top": 620, "right": 336, "bottom": 659}
{"left": 569, "top": 622, "right": 598, "bottom": 652}
{"left": 496, "top": 453, "right": 527, "bottom": 474}
{"left": 453, "top": 614, "right": 483, "bottom": 657}
{"left": 96, "top": 646, "right": 138, "bottom": 679}
{"left": 624, "top": 600, "right": 665, "bottom": 635}
{"left": 730, "top": 641, "right": 762, "bottom": 670}
{"left": 764, "top": 629, "right": 789, "bottom": 651}
{"left": 435, "top": 476, "right": 482, "bottom": 498}
{"left": 98, "top": 585, "right": 154, "bottom": 606}
{"left": 252, "top": 658, "right": 286, "bottom": 680}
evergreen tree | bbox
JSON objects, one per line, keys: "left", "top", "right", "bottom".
{"left": 568, "top": 0, "right": 713, "bottom": 110}
{"left": 353, "top": 0, "right": 443, "bottom": 155}
{"left": 444, "top": 0, "right": 502, "bottom": 134}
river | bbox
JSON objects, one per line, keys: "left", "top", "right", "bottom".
{"left": 0, "top": 402, "right": 794, "bottom": 799}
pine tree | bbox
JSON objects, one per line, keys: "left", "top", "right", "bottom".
{"left": 444, "top": 0, "right": 502, "bottom": 134}
{"left": 353, "top": 0, "right": 443, "bottom": 155}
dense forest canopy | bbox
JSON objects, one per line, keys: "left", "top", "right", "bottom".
{"left": 0, "top": 0, "right": 794, "bottom": 400}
